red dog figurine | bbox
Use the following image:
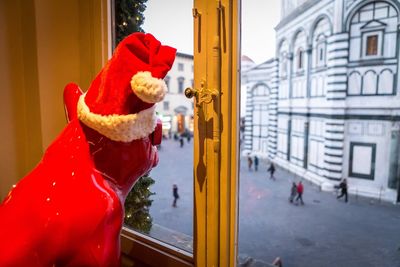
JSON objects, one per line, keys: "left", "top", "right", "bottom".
{"left": 0, "top": 33, "right": 176, "bottom": 267}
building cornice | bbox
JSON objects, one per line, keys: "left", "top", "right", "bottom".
{"left": 176, "top": 52, "right": 194, "bottom": 59}
{"left": 245, "top": 58, "right": 278, "bottom": 72}
{"left": 275, "top": 0, "right": 322, "bottom": 31}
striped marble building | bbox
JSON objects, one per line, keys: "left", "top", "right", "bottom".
{"left": 243, "top": 0, "right": 400, "bottom": 202}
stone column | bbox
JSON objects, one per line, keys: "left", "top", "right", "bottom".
{"left": 388, "top": 122, "right": 400, "bottom": 202}
{"left": 243, "top": 85, "right": 253, "bottom": 153}
{"left": 268, "top": 59, "right": 279, "bottom": 159}
{"left": 322, "top": 32, "right": 350, "bottom": 181}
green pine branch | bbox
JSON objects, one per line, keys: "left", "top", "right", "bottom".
{"left": 115, "top": 0, "right": 148, "bottom": 45}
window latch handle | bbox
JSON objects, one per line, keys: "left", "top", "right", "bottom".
{"left": 185, "top": 80, "right": 219, "bottom": 108}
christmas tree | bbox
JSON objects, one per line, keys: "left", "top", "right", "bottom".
{"left": 124, "top": 174, "right": 155, "bottom": 233}
{"left": 115, "top": 0, "right": 147, "bottom": 46}
{"left": 114, "top": 0, "right": 155, "bottom": 234}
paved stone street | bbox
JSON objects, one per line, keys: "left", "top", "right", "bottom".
{"left": 145, "top": 138, "right": 400, "bottom": 267}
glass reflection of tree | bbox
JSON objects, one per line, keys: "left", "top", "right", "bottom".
{"left": 114, "top": 0, "right": 156, "bottom": 233}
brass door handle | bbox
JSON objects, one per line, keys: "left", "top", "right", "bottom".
{"left": 184, "top": 87, "right": 197, "bottom": 99}
{"left": 185, "top": 81, "right": 219, "bottom": 107}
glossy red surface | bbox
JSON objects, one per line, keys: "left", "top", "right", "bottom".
{"left": 0, "top": 85, "right": 161, "bottom": 267}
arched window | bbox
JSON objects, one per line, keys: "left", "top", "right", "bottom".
{"left": 347, "top": 2, "right": 398, "bottom": 96}
{"left": 378, "top": 69, "right": 394, "bottom": 94}
{"left": 348, "top": 2, "right": 398, "bottom": 61}
{"left": 363, "top": 70, "right": 377, "bottom": 95}
{"left": 315, "top": 34, "right": 326, "bottom": 67}
{"left": 278, "top": 39, "right": 290, "bottom": 99}
{"left": 297, "top": 48, "right": 304, "bottom": 70}
{"left": 310, "top": 17, "right": 331, "bottom": 97}
{"left": 292, "top": 29, "right": 307, "bottom": 74}
{"left": 348, "top": 71, "right": 362, "bottom": 95}
{"left": 278, "top": 40, "right": 289, "bottom": 79}
{"left": 311, "top": 16, "right": 331, "bottom": 69}
{"left": 253, "top": 85, "right": 269, "bottom": 96}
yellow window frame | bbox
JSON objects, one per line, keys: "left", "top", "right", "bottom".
{"left": 121, "top": 1, "right": 240, "bottom": 266}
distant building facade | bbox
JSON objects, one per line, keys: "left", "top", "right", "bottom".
{"left": 242, "top": 59, "right": 279, "bottom": 156}
{"left": 243, "top": 0, "right": 400, "bottom": 202}
{"left": 156, "top": 52, "right": 194, "bottom": 136}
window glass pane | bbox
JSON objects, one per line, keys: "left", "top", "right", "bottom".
{"left": 117, "top": 0, "right": 194, "bottom": 253}
{"left": 178, "top": 77, "right": 185, "bottom": 93}
{"left": 239, "top": 1, "right": 400, "bottom": 267}
{"left": 298, "top": 50, "right": 303, "bottom": 69}
{"left": 366, "top": 35, "right": 378, "bottom": 55}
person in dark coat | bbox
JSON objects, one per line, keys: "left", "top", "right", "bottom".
{"left": 172, "top": 184, "right": 180, "bottom": 207}
{"left": 289, "top": 182, "right": 297, "bottom": 203}
{"left": 337, "top": 178, "right": 348, "bottom": 203}
{"left": 179, "top": 136, "right": 184, "bottom": 147}
{"left": 247, "top": 154, "right": 253, "bottom": 171}
{"left": 267, "top": 163, "right": 276, "bottom": 180}
{"left": 254, "top": 155, "right": 259, "bottom": 171}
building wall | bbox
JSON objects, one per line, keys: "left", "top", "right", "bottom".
{"left": 242, "top": 60, "right": 279, "bottom": 157}
{"left": 155, "top": 52, "right": 194, "bottom": 134}
{"left": 244, "top": 0, "right": 400, "bottom": 202}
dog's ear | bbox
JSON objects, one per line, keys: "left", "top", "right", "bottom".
{"left": 63, "top": 83, "right": 83, "bottom": 122}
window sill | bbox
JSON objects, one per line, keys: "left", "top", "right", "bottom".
{"left": 348, "top": 58, "right": 391, "bottom": 67}
{"left": 121, "top": 227, "right": 194, "bottom": 267}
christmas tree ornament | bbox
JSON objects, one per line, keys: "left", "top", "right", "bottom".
{"left": 0, "top": 32, "right": 176, "bottom": 267}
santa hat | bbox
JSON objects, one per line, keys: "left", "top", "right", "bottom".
{"left": 77, "top": 33, "right": 176, "bottom": 142}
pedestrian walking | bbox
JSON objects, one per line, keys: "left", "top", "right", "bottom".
{"left": 289, "top": 182, "right": 297, "bottom": 203}
{"left": 247, "top": 154, "right": 253, "bottom": 171}
{"left": 295, "top": 181, "right": 304, "bottom": 205}
{"left": 179, "top": 136, "right": 184, "bottom": 147}
{"left": 172, "top": 184, "right": 180, "bottom": 207}
{"left": 267, "top": 163, "right": 276, "bottom": 180}
{"left": 337, "top": 178, "right": 348, "bottom": 203}
{"left": 254, "top": 155, "right": 259, "bottom": 171}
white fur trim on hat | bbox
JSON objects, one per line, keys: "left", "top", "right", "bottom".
{"left": 77, "top": 94, "right": 157, "bottom": 142}
{"left": 130, "top": 71, "right": 167, "bottom": 103}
